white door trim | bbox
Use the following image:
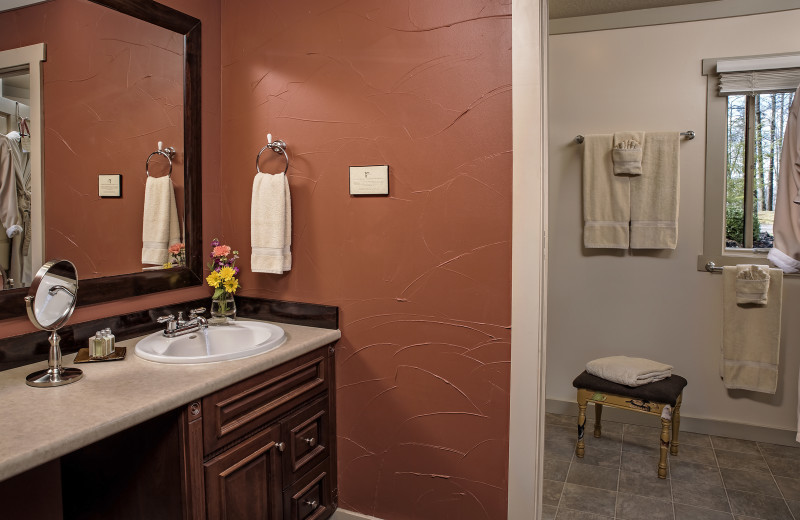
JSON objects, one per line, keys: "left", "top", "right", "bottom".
{"left": 508, "top": 0, "right": 548, "bottom": 518}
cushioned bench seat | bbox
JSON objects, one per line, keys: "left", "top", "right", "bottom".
{"left": 572, "top": 370, "right": 688, "bottom": 478}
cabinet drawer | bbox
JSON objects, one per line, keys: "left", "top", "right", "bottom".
{"left": 282, "top": 396, "right": 330, "bottom": 484}
{"left": 204, "top": 426, "right": 283, "bottom": 520}
{"left": 203, "top": 348, "right": 328, "bottom": 455}
{"left": 284, "top": 459, "right": 333, "bottom": 520}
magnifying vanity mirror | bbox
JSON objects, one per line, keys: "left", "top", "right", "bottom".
{"left": 0, "top": 0, "right": 202, "bottom": 320}
{"left": 24, "top": 259, "right": 82, "bottom": 387}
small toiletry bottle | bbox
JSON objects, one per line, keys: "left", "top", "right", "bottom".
{"left": 104, "top": 328, "right": 116, "bottom": 355}
{"left": 91, "top": 331, "right": 105, "bottom": 358}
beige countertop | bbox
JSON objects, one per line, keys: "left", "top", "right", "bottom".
{"left": 0, "top": 321, "right": 340, "bottom": 482}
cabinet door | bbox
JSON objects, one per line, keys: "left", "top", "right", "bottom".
{"left": 204, "top": 425, "right": 283, "bottom": 520}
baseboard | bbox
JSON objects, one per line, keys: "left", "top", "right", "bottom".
{"left": 546, "top": 398, "right": 798, "bottom": 447}
{"left": 332, "top": 509, "right": 383, "bottom": 520}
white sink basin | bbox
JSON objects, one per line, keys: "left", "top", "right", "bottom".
{"left": 134, "top": 321, "right": 286, "bottom": 364}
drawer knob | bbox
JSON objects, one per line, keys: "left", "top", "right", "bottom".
{"left": 304, "top": 499, "right": 319, "bottom": 510}
{"left": 276, "top": 442, "right": 286, "bottom": 452}
{"left": 303, "top": 437, "right": 317, "bottom": 447}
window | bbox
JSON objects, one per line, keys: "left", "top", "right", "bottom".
{"left": 700, "top": 53, "right": 800, "bottom": 269}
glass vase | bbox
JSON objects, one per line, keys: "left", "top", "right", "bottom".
{"left": 209, "top": 294, "right": 236, "bottom": 325}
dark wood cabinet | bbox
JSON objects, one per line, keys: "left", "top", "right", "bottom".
{"left": 182, "top": 344, "right": 338, "bottom": 520}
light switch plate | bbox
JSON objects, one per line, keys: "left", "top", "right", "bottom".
{"left": 98, "top": 174, "right": 122, "bottom": 197}
{"left": 349, "top": 165, "right": 389, "bottom": 196}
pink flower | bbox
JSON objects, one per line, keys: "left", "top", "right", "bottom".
{"left": 169, "top": 243, "right": 185, "bottom": 254}
{"left": 212, "top": 245, "right": 231, "bottom": 257}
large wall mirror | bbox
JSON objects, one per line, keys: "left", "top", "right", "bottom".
{"left": 0, "top": 0, "right": 202, "bottom": 320}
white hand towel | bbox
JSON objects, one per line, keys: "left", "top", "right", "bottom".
{"left": 630, "top": 132, "right": 680, "bottom": 249}
{"left": 583, "top": 134, "right": 630, "bottom": 248}
{"left": 586, "top": 356, "right": 673, "bottom": 387}
{"left": 612, "top": 132, "right": 644, "bottom": 175}
{"left": 735, "top": 264, "right": 770, "bottom": 305}
{"left": 141, "top": 176, "right": 180, "bottom": 265}
{"left": 251, "top": 172, "right": 292, "bottom": 274}
{"left": 722, "top": 266, "right": 783, "bottom": 394}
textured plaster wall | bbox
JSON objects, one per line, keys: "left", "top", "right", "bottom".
{"left": 547, "top": 10, "right": 800, "bottom": 431}
{"left": 0, "top": 0, "right": 221, "bottom": 338}
{"left": 219, "top": 1, "right": 513, "bottom": 518}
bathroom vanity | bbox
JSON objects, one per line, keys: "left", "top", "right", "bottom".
{"left": 0, "top": 320, "right": 340, "bottom": 520}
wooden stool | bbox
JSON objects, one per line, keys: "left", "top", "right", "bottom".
{"left": 572, "top": 371, "right": 687, "bottom": 479}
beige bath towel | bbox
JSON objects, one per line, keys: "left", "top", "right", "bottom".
{"left": 630, "top": 132, "right": 680, "bottom": 249}
{"left": 142, "top": 176, "right": 180, "bottom": 265}
{"left": 583, "top": 134, "right": 629, "bottom": 248}
{"left": 722, "top": 266, "right": 783, "bottom": 394}
{"left": 612, "top": 132, "right": 644, "bottom": 175}
{"left": 736, "top": 264, "right": 770, "bottom": 305}
{"left": 251, "top": 172, "right": 292, "bottom": 274}
{"left": 586, "top": 355, "right": 673, "bottom": 387}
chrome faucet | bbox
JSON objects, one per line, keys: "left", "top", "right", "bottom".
{"left": 157, "top": 307, "right": 207, "bottom": 338}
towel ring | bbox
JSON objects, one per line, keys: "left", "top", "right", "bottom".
{"left": 146, "top": 141, "right": 176, "bottom": 178}
{"left": 256, "top": 134, "right": 289, "bottom": 175}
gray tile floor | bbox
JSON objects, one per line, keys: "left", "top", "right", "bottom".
{"left": 543, "top": 412, "right": 800, "bottom": 520}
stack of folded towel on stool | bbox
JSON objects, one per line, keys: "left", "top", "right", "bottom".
{"left": 586, "top": 356, "right": 673, "bottom": 387}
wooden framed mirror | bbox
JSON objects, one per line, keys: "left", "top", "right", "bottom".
{"left": 0, "top": 0, "right": 202, "bottom": 320}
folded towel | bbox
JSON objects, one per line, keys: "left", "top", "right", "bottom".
{"left": 630, "top": 132, "right": 680, "bottom": 249}
{"left": 141, "top": 176, "right": 180, "bottom": 265}
{"left": 251, "top": 172, "right": 292, "bottom": 274}
{"left": 612, "top": 132, "right": 644, "bottom": 175}
{"left": 582, "top": 134, "right": 630, "bottom": 248}
{"left": 586, "top": 356, "right": 673, "bottom": 387}
{"left": 736, "top": 264, "right": 770, "bottom": 305}
{"left": 722, "top": 266, "right": 783, "bottom": 394}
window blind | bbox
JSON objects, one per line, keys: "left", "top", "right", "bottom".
{"left": 718, "top": 68, "right": 800, "bottom": 95}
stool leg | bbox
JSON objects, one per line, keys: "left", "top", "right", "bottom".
{"left": 576, "top": 390, "right": 588, "bottom": 458}
{"left": 671, "top": 395, "right": 682, "bottom": 456}
{"left": 594, "top": 403, "right": 603, "bottom": 438}
{"left": 658, "top": 417, "right": 670, "bottom": 479}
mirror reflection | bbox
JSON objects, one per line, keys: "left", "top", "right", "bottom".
{"left": 0, "top": 0, "right": 186, "bottom": 290}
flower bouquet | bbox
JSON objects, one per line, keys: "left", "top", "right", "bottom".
{"left": 206, "top": 238, "right": 240, "bottom": 325}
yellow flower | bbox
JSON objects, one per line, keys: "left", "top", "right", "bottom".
{"left": 219, "top": 266, "right": 236, "bottom": 282}
{"left": 223, "top": 278, "right": 239, "bottom": 294}
{"left": 206, "top": 271, "right": 221, "bottom": 288}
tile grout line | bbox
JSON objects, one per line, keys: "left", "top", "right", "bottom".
{"left": 756, "top": 442, "right": 797, "bottom": 520}
{"left": 709, "top": 436, "right": 736, "bottom": 519}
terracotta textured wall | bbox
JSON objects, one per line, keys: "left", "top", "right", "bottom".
{"left": 220, "top": 1, "right": 512, "bottom": 518}
{"left": 0, "top": 0, "right": 220, "bottom": 338}
{"left": 0, "top": 0, "right": 185, "bottom": 279}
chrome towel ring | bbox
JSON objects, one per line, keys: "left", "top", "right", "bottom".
{"left": 256, "top": 133, "right": 289, "bottom": 175}
{"left": 146, "top": 141, "right": 176, "bottom": 177}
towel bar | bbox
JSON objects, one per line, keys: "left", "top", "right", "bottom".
{"left": 574, "top": 131, "right": 695, "bottom": 144}
{"left": 256, "top": 133, "right": 289, "bottom": 175}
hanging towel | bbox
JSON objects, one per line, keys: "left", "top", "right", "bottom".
{"left": 251, "top": 172, "right": 291, "bottom": 274}
{"left": 722, "top": 266, "right": 783, "bottom": 394}
{"left": 735, "top": 264, "right": 770, "bottom": 305}
{"left": 612, "top": 132, "right": 644, "bottom": 175}
{"left": 141, "top": 175, "right": 180, "bottom": 265}
{"left": 583, "top": 134, "right": 630, "bottom": 248}
{"left": 586, "top": 356, "right": 673, "bottom": 387}
{"left": 630, "top": 132, "right": 680, "bottom": 249}
{"left": 768, "top": 85, "right": 800, "bottom": 273}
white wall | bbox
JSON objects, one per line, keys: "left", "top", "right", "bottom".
{"left": 547, "top": 10, "right": 800, "bottom": 432}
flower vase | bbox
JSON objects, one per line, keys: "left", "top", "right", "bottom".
{"left": 209, "top": 294, "right": 236, "bottom": 325}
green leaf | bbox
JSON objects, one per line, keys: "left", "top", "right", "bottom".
{"left": 212, "top": 287, "right": 225, "bottom": 300}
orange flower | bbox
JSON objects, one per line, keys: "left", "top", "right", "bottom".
{"left": 169, "top": 243, "right": 184, "bottom": 254}
{"left": 212, "top": 245, "right": 231, "bottom": 257}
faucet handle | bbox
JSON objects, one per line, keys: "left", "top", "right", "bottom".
{"left": 189, "top": 307, "right": 206, "bottom": 318}
{"left": 156, "top": 314, "right": 175, "bottom": 323}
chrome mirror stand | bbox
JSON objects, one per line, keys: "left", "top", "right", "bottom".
{"left": 25, "top": 329, "right": 83, "bottom": 387}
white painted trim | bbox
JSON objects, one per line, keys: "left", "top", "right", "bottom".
{"left": 331, "top": 509, "right": 383, "bottom": 520}
{"left": 546, "top": 398, "right": 798, "bottom": 446}
{"left": 508, "top": 0, "right": 547, "bottom": 518}
{"left": 0, "top": 43, "right": 44, "bottom": 280}
{"left": 550, "top": 0, "right": 800, "bottom": 35}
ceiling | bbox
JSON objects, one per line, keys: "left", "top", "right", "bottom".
{"left": 550, "top": 0, "right": 720, "bottom": 19}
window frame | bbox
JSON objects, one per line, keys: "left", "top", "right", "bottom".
{"left": 698, "top": 52, "right": 800, "bottom": 271}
